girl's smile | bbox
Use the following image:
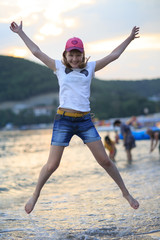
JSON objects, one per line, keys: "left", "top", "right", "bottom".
{"left": 65, "top": 50, "right": 84, "bottom": 68}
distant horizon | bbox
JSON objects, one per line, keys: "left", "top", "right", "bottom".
{"left": 1, "top": 54, "right": 160, "bottom": 82}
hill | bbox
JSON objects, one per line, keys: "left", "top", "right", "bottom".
{"left": 91, "top": 78, "right": 160, "bottom": 118}
{"left": 0, "top": 55, "right": 59, "bottom": 102}
{"left": 0, "top": 55, "right": 160, "bottom": 120}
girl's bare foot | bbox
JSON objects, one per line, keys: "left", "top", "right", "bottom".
{"left": 123, "top": 193, "right": 139, "bottom": 209}
{"left": 25, "top": 195, "right": 38, "bottom": 214}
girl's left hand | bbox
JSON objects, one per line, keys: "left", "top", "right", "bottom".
{"left": 130, "top": 26, "right": 140, "bottom": 40}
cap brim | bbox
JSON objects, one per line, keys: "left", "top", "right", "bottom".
{"left": 65, "top": 47, "right": 84, "bottom": 52}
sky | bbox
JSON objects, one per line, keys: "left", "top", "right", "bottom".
{"left": 1, "top": 0, "right": 160, "bottom": 80}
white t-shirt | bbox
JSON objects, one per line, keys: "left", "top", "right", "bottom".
{"left": 54, "top": 60, "right": 96, "bottom": 112}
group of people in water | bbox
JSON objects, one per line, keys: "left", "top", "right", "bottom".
{"left": 104, "top": 120, "right": 160, "bottom": 164}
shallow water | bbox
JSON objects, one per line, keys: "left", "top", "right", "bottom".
{"left": 0, "top": 129, "right": 160, "bottom": 240}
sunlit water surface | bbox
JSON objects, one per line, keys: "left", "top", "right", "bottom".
{"left": 0, "top": 129, "right": 160, "bottom": 240}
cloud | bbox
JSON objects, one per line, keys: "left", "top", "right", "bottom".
{"left": 1, "top": 0, "right": 160, "bottom": 80}
{"left": 0, "top": 0, "right": 95, "bottom": 39}
{"left": 86, "top": 34, "right": 160, "bottom": 54}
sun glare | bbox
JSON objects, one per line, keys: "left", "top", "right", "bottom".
{"left": 64, "top": 18, "right": 76, "bottom": 28}
{"left": 8, "top": 48, "right": 28, "bottom": 58}
{"left": 39, "top": 23, "right": 62, "bottom": 36}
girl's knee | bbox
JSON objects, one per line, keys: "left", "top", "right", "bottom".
{"left": 46, "top": 161, "right": 60, "bottom": 173}
{"left": 99, "top": 156, "right": 112, "bottom": 168}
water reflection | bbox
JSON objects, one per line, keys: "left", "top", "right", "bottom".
{"left": 0, "top": 130, "right": 160, "bottom": 239}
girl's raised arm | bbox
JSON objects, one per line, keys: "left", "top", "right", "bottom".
{"left": 95, "top": 26, "right": 140, "bottom": 72}
{"left": 10, "top": 21, "right": 56, "bottom": 71}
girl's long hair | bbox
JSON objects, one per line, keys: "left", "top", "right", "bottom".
{"left": 62, "top": 50, "right": 90, "bottom": 69}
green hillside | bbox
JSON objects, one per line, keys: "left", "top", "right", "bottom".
{"left": 91, "top": 78, "right": 160, "bottom": 118}
{"left": 0, "top": 55, "right": 59, "bottom": 101}
{"left": 0, "top": 55, "right": 160, "bottom": 121}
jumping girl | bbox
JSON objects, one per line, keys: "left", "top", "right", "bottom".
{"left": 10, "top": 21, "right": 140, "bottom": 214}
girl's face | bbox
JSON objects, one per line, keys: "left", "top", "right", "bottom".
{"left": 65, "top": 50, "right": 84, "bottom": 68}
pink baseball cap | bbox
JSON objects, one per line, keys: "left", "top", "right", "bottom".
{"left": 65, "top": 37, "right": 84, "bottom": 52}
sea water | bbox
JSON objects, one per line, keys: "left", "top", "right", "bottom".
{"left": 0, "top": 129, "right": 160, "bottom": 240}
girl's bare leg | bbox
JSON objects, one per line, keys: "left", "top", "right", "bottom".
{"left": 25, "top": 145, "right": 65, "bottom": 214}
{"left": 86, "top": 140, "right": 139, "bottom": 209}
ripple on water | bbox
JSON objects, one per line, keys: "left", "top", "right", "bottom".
{"left": 0, "top": 130, "right": 160, "bottom": 239}
{"left": 0, "top": 187, "right": 9, "bottom": 192}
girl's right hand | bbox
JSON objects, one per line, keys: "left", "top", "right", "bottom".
{"left": 10, "top": 21, "right": 22, "bottom": 33}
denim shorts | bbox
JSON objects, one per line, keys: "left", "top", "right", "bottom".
{"left": 51, "top": 113, "right": 101, "bottom": 146}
